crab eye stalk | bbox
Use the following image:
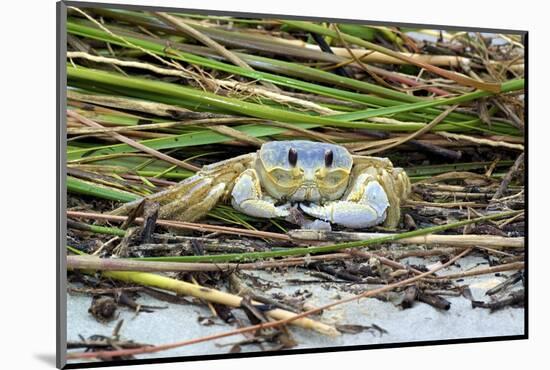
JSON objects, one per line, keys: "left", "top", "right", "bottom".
{"left": 288, "top": 147, "right": 298, "bottom": 167}
{"left": 324, "top": 149, "right": 333, "bottom": 167}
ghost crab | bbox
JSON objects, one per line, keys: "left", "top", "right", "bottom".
{"left": 112, "top": 140, "right": 411, "bottom": 229}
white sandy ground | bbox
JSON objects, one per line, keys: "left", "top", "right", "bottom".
{"left": 66, "top": 255, "right": 524, "bottom": 364}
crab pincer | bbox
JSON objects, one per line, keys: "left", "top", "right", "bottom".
{"left": 299, "top": 177, "right": 390, "bottom": 228}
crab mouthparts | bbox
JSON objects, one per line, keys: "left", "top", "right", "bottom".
{"left": 289, "top": 183, "right": 322, "bottom": 202}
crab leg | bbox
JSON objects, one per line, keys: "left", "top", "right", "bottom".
{"left": 109, "top": 153, "right": 257, "bottom": 221}
{"left": 159, "top": 179, "right": 226, "bottom": 222}
{"left": 300, "top": 173, "right": 389, "bottom": 228}
{"left": 231, "top": 169, "right": 291, "bottom": 218}
{"left": 109, "top": 174, "right": 211, "bottom": 217}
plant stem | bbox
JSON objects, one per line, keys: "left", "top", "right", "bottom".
{"left": 133, "top": 210, "right": 521, "bottom": 262}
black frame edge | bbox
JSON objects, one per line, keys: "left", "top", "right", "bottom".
{"left": 57, "top": 1, "right": 68, "bottom": 369}
{"left": 522, "top": 31, "right": 530, "bottom": 339}
{"left": 63, "top": 0, "right": 527, "bottom": 35}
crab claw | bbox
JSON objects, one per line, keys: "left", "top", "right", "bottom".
{"left": 231, "top": 169, "right": 291, "bottom": 218}
{"left": 300, "top": 182, "right": 389, "bottom": 228}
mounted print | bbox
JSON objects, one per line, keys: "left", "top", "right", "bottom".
{"left": 57, "top": 1, "right": 527, "bottom": 368}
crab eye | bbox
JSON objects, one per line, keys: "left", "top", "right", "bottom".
{"left": 324, "top": 149, "right": 333, "bottom": 167}
{"left": 288, "top": 147, "right": 298, "bottom": 167}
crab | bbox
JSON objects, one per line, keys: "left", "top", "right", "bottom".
{"left": 112, "top": 140, "right": 411, "bottom": 229}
